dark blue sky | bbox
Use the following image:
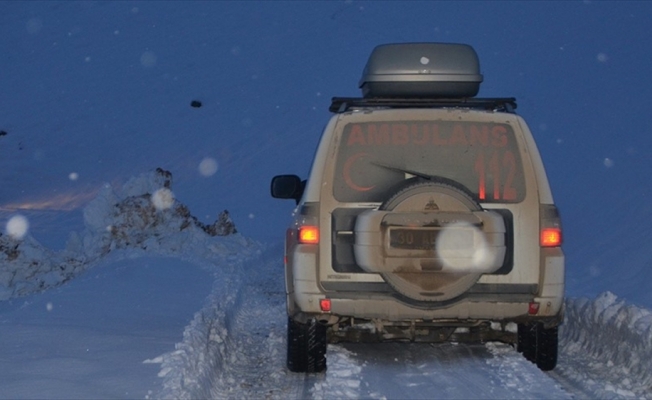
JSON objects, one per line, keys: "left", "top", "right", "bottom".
{"left": 1, "top": 1, "right": 651, "bottom": 305}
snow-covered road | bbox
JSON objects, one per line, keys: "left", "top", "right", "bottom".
{"left": 155, "top": 242, "right": 650, "bottom": 399}
{"left": 1, "top": 172, "right": 651, "bottom": 399}
{"left": 2, "top": 241, "right": 651, "bottom": 399}
{"left": 201, "top": 245, "right": 571, "bottom": 400}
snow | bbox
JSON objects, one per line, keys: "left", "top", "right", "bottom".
{"left": 3, "top": 170, "right": 650, "bottom": 399}
{"left": 555, "top": 293, "right": 652, "bottom": 398}
{"left": 0, "top": 255, "right": 214, "bottom": 399}
{"left": 5, "top": 214, "right": 29, "bottom": 240}
{"left": 2, "top": 1, "right": 652, "bottom": 399}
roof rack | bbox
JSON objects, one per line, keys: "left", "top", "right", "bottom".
{"left": 329, "top": 97, "right": 517, "bottom": 114}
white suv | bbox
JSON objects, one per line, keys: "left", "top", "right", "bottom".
{"left": 271, "top": 43, "right": 564, "bottom": 373}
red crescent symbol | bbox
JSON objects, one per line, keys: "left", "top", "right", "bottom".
{"left": 343, "top": 152, "right": 375, "bottom": 192}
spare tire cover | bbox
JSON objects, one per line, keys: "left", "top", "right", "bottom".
{"left": 356, "top": 180, "right": 489, "bottom": 302}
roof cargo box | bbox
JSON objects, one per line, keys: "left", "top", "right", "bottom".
{"left": 359, "top": 43, "right": 483, "bottom": 98}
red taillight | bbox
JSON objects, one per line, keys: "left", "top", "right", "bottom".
{"left": 540, "top": 205, "right": 562, "bottom": 247}
{"left": 320, "top": 299, "right": 331, "bottom": 312}
{"left": 298, "top": 226, "right": 319, "bottom": 244}
{"left": 540, "top": 228, "right": 562, "bottom": 247}
{"left": 528, "top": 302, "right": 540, "bottom": 315}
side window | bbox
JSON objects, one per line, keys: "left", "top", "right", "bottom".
{"left": 333, "top": 121, "right": 526, "bottom": 203}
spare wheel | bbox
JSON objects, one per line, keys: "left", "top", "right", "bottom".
{"left": 353, "top": 179, "right": 506, "bottom": 302}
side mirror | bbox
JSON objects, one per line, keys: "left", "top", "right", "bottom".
{"left": 271, "top": 175, "right": 304, "bottom": 204}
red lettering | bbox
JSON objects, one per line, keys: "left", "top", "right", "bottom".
{"left": 343, "top": 152, "right": 375, "bottom": 192}
{"left": 469, "top": 125, "right": 489, "bottom": 147}
{"left": 392, "top": 124, "right": 409, "bottom": 145}
{"left": 368, "top": 124, "right": 390, "bottom": 145}
{"left": 502, "top": 150, "right": 517, "bottom": 200}
{"left": 347, "top": 125, "right": 366, "bottom": 146}
{"left": 491, "top": 125, "right": 508, "bottom": 147}
{"left": 348, "top": 123, "right": 512, "bottom": 150}
{"left": 474, "top": 150, "right": 520, "bottom": 201}
{"left": 449, "top": 124, "right": 468, "bottom": 146}
{"left": 411, "top": 124, "right": 430, "bottom": 145}
{"left": 474, "top": 152, "right": 486, "bottom": 200}
{"left": 431, "top": 124, "right": 447, "bottom": 145}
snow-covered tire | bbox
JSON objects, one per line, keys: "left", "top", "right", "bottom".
{"left": 517, "top": 323, "right": 558, "bottom": 371}
{"left": 286, "top": 317, "right": 327, "bottom": 373}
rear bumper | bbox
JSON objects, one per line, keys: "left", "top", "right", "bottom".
{"left": 291, "top": 294, "right": 563, "bottom": 344}
{"left": 290, "top": 290, "right": 563, "bottom": 328}
{"left": 287, "top": 245, "right": 564, "bottom": 328}
{"left": 329, "top": 295, "right": 562, "bottom": 322}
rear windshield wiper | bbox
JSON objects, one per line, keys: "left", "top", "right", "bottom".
{"left": 370, "top": 161, "right": 435, "bottom": 181}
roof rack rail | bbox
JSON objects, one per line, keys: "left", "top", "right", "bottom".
{"left": 329, "top": 97, "right": 517, "bottom": 114}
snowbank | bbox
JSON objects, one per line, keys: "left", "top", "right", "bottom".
{"left": 0, "top": 169, "right": 245, "bottom": 301}
{"left": 0, "top": 233, "right": 77, "bottom": 300}
{"left": 155, "top": 244, "right": 287, "bottom": 400}
{"left": 559, "top": 292, "right": 652, "bottom": 398}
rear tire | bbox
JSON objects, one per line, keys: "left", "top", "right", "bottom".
{"left": 517, "top": 323, "right": 537, "bottom": 362}
{"left": 286, "top": 317, "right": 327, "bottom": 373}
{"left": 517, "top": 323, "right": 558, "bottom": 371}
{"left": 536, "top": 325, "right": 558, "bottom": 371}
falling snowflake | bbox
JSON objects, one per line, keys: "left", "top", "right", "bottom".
{"left": 151, "top": 188, "right": 175, "bottom": 210}
{"left": 6, "top": 215, "right": 29, "bottom": 240}
{"left": 198, "top": 158, "right": 218, "bottom": 177}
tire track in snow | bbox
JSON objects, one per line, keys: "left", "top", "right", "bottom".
{"left": 207, "top": 244, "right": 308, "bottom": 399}
{"left": 155, "top": 265, "right": 242, "bottom": 399}
{"left": 310, "top": 345, "right": 363, "bottom": 399}
{"left": 209, "top": 283, "right": 293, "bottom": 398}
{"left": 205, "top": 244, "right": 366, "bottom": 399}
{"left": 484, "top": 343, "right": 572, "bottom": 399}
{"left": 157, "top": 243, "right": 652, "bottom": 399}
{"left": 330, "top": 341, "right": 572, "bottom": 399}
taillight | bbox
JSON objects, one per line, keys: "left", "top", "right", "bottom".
{"left": 320, "top": 299, "right": 331, "bottom": 312}
{"left": 528, "top": 302, "right": 540, "bottom": 315}
{"left": 541, "top": 228, "right": 562, "bottom": 247}
{"left": 540, "top": 205, "right": 563, "bottom": 248}
{"left": 298, "top": 226, "right": 319, "bottom": 244}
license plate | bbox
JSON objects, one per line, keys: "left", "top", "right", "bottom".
{"left": 389, "top": 228, "right": 474, "bottom": 250}
{"left": 389, "top": 229, "right": 438, "bottom": 250}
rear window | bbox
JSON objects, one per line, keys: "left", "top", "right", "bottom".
{"left": 333, "top": 120, "right": 526, "bottom": 203}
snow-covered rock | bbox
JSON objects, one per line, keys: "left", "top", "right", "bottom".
{"left": 0, "top": 169, "right": 243, "bottom": 301}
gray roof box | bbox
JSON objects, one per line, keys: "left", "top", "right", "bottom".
{"left": 359, "top": 43, "right": 483, "bottom": 98}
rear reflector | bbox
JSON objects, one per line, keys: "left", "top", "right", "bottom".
{"left": 299, "top": 226, "right": 319, "bottom": 244}
{"left": 540, "top": 228, "right": 562, "bottom": 247}
{"left": 528, "top": 302, "right": 540, "bottom": 315}
{"left": 320, "top": 299, "right": 331, "bottom": 312}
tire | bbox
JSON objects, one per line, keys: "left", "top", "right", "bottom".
{"left": 517, "top": 323, "right": 558, "bottom": 371}
{"left": 381, "top": 179, "right": 481, "bottom": 213}
{"left": 378, "top": 179, "right": 483, "bottom": 301}
{"left": 517, "top": 323, "right": 537, "bottom": 362}
{"left": 286, "top": 317, "right": 327, "bottom": 373}
{"left": 536, "top": 325, "right": 558, "bottom": 371}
